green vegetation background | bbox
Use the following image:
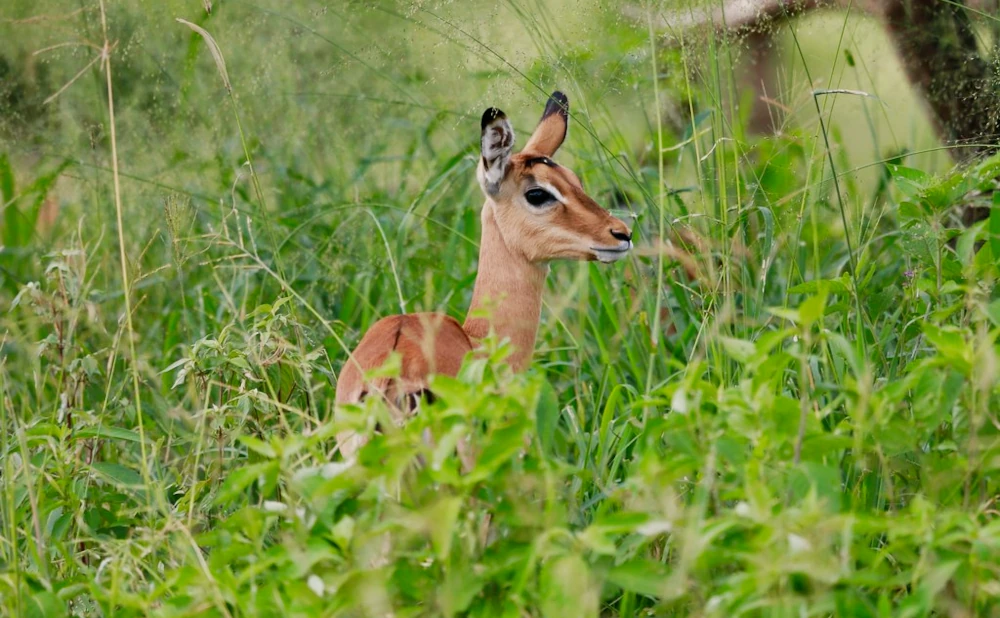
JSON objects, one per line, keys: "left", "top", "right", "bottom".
{"left": 1, "top": 0, "right": 999, "bottom": 616}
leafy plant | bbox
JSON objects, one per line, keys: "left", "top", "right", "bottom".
{"left": 3, "top": 0, "right": 1000, "bottom": 616}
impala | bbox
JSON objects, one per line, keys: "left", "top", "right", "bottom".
{"left": 335, "top": 91, "right": 634, "bottom": 460}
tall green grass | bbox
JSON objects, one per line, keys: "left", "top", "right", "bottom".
{"left": 2, "top": 0, "right": 1000, "bottom": 616}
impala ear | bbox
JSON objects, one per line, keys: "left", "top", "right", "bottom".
{"left": 523, "top": 91, "right": 568, "bottom": 156}
{"left": 480, "top": 107, "right": 515, "bottom": 195}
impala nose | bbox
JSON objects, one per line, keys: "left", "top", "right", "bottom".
{"left": 610, "top": 227, "right": 632, "bottom": 243}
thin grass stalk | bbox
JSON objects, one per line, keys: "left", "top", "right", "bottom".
{"left": 646, "top": 7, "right": 667, "bottom": 398}
{"left": 0, "top": 364, "right": 23, "bottom": 615}
{"left": 175, "top": 17, "right": 311, "bottom": 389}
{"left": 782, "top": 16, "right": 871, "bottom": 364}
{"left": 362, "top": 208, "right": 407, "bottom": 314}
{"left": 98, "top": 0, "right": 154, "bottom": 503}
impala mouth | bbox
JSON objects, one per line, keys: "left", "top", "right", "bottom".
{"left": 591, "top": 241, "right": 633, "bottom": 263}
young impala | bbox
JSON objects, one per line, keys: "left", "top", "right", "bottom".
{"left": 335, "top": 91, "right": 633, "bottom": 459}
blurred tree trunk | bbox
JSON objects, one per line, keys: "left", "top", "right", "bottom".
{"left": 882, "top": 0, "right": 999, "bottom": 162}
{"left": 650, "top": 0, "right": 1000, "bottom": 162}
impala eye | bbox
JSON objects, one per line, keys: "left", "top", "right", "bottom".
{"left": 524, "top": 188, "right": 555, "bottom": 207}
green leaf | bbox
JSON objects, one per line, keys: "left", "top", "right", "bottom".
{"left": 426, "top": 497, "right": 462, "bottom": 561}
{"left": 1, "top": 152, "right": 22, "bottom": 248}
{"left": 598, "top": 384, "right": 634, "bottom": 468}
{"left": 214, "top": 461, "right": 275, "bottom": 504}
{"left": 788, "top": 276, "right": 850, "bottom": 295}
{"left": 918, "top": 560, "right": 960, "bottom": 601}
{"left": 924, "top": 171, "right": 971, "bottom": 212}
{"left": 74, "top": 426, "right": 144, "bottom": 443}
{"left": 898, "top": 199, "right": 925, "bottom": 225}
{"left": 756, "top": 206, "right": 775, "bottom": 256}
{"left": 986, "top": 299, "right": 1000, "bottom": 328}
{"left": 887, "top": 164, "right": 931, "bottom": 199}
{"left": 539, "top": 553, "right": 598, "bottom": 618}
{"left": 834, "top": 589, "right": 876, "bottom": 618}
{"left": 440, "top": 554, "right": 486, "bottom": 616}
{"left": 577, "top": 525, "right": 620, "bottom": 556}
{"left": 25, "top": 591, "right": 64, "bottom": 618}
{"left": 796, "top": 285, "right": 829, "bottom": 327}
{"left": 534, "top": 376, "right": 559, "bottom": 456}
{"left": 465, "top": 423, "right": 526, "bottom": 483}
{"left": 607, "top": 559, "right": 669, "bottom": 598}
{"left": 0, "top": 152, "right": 13, "bottom": 204}
{"left": 921, "top": 323, "right": 970, "bottom": 371}
{"left": 955, "top": 224, "right": 978, "bottom": 266}
{"left": 239, "top": 435, "right": 277, "bottom": 458}
{"left": 766, "top": 306, "right": 801, "bottom": 323}
{"left": 989, "top": 191, "right": 1000, "bottom": 266}
{"left": 91, "top": 462, "right": 143, "bottom": 488}
{"left": 227, "top": 355, "right": 251, "bottom": 371}
{"left": 717, "top": 336, "right": 756, "bottom": 364}
{"left": 788, "top": 462, "right": 843, "bottom": 511}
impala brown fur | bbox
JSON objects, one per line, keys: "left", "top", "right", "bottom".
{"left": 335, "top": 91, "right": 633, "bottom": 461}
{"left": 334, "top": 313, "right": 473, "bottom": 456}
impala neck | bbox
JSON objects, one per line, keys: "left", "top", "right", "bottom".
{"left": 463, "top": 201, "right": 548, "bottom": 372}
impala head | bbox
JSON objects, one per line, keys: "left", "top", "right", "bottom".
{"left": 476, "top": 91, "right": 633, "bottom": 264}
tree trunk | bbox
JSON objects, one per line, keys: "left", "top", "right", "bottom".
{"left": 645, "top": 0, "right": 1000, "bottom": 161}
{"left": 881, "top": 0, "right": 999, "bottom": 162}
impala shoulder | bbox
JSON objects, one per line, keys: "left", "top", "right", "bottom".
{"left": 397, "top": 312, "right": 474, "bottom": 352}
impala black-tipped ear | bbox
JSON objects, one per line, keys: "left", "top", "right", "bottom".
{"left": 541, "top": 91, "right": 569, "bottom": 121}
{"left": 480, "top": 107, "right": 515, "bottom": 195}
{"left": 524, "top": 91, "right": 568, "bottom": 156}
{"left": 481, "top": 107, "right": 506, "bottom": 130}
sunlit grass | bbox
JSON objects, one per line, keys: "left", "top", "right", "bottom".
{"left": 2, "top": 0, "right": 1000, "bottom": 616}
